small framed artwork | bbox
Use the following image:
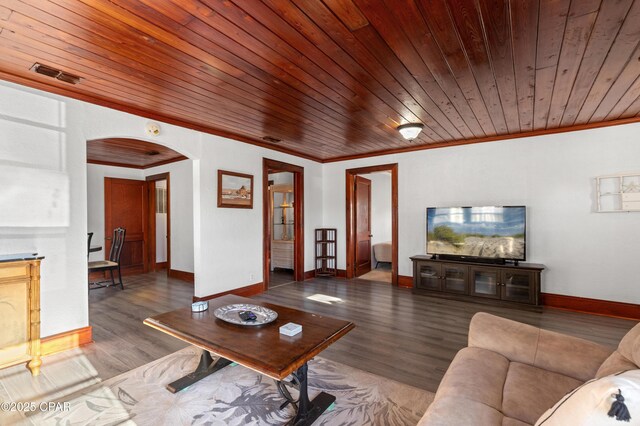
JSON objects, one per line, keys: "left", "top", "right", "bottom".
{"left": 217, "top": 170, "right": 253, "bottom": 209}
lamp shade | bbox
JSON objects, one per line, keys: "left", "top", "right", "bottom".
{"left": 397, "top": 123, "right": 424, "bottom": 140}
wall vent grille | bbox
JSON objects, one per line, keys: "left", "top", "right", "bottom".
{"left": 30, "top": 63, "right": 82, "bottom": 85}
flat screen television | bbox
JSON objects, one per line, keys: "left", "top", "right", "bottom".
{"left": 426, "top": 206, "right": 526, "bottom": 261}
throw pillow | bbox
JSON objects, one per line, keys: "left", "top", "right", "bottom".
{"left": 535, "top": 370, "right": 640, "bottom": 425}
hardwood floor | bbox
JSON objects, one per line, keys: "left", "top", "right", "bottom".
{"left": 85, "top": 272, "right": 192, "bottom": 379}
{"left": 269, "top": 268, "right": 295, "bottom": 288}
{"left": 84, "top": 272, "right": 637, "bottom": 393}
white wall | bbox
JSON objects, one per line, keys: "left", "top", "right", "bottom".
{"left": 0, "top": 83, "right": 88, "bottom": 337}
{"left": 78, "top": 96, "right": 322, "bottom": 298}
{"left": 368, "top": 172, "right": 392, "bottom": 248}
{"left": 86, "top": 160, "right": 194, "bottom": 272}
{"left": 1, "top": 80, "right": 323, "bottom": 336}
{"left": 146, "top": 160, "right": 194, "bottom": 273}
{"left": 155, "top": 179, "right": 167, "bottom": 263}
{"left": 3, "top": 78, "right": 640, "bottom": 341}
{"left": 324, "top": 123, "right": 640, "bottom": 304}
{"left": 195, "top": 136, "right": 323, "bottom": 297}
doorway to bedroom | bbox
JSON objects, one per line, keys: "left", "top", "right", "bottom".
{"left": 345, "top": 164, "right": 398, "bottom": 286}
{"left": 263, "top": 158, "right": 304, "bottom": 290}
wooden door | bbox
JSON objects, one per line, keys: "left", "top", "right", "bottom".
{"left": 354, "top": 176, "right": 372, "bottom": 277}
{"left": 105, "top": 178, "right": 148, "bottom": 274}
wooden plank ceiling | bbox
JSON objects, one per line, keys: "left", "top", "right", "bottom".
{"left": 87, "top": 138, "right": 188, "bottom": 169}
{"left": 0, "top": 0, "right": 639, "bottom": 162}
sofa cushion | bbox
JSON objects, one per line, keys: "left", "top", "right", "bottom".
{"left": 502, "top": 362, "right": 582, "bottom": 425}
{"left": 596, "top": 322, "right": 640, "bottom": 378}
{"left": 436, "top": 347, "right": 510, "bottom": 410}
{"left": 618, "top": 322, "right": 640, "bottom": 366}
{"left": 418, "top": 396, "right": 504, "bottom": 426}
{"left": 596, "top": 351, "right": 639, "bottom": 378}
{"left": 502, "top": 418, "right": 531, "bottom": 426}
{"left": 534, "top": 329, "right": 612, "bottom": 382}
{"left": 534, "top": 369, "right": 640, "bottom": 425}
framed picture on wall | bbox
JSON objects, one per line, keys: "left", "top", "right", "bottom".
{"left": 217, "top": 170, "right": 253, "bottom": 209}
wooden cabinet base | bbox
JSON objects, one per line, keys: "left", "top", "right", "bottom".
{"left": 411, "top": 288, "right": 543, "bottom": 312}
{"left": 411, "top": 255, "right": 544, "bottom": 310}
{"left": 0, "top": 256, "right": 43, "bottom": 376}
{"left": 27, "top": 356, "right": 42, "bottom": 376}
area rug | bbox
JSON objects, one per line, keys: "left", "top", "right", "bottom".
{"left": 358, "top": 269, "right": 392, "bottom": 283}
{"left": 27, "top": 346, "right": 434, "bottom": 425}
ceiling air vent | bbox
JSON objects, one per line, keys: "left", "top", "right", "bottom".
{"left": 30, "top": 63, "right": 82, "bottom": 85}
{"left": 262, "top": 136, "right": 283, "bottom": 143}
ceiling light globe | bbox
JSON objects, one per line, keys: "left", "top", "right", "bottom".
{"left": 397, "top": 123, "right": 424, "bottom": 140}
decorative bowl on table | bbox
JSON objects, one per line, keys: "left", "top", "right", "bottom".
{"left": 213, "top": 303, "right": 278, "bottom": 326}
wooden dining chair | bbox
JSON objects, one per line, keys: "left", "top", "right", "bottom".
{"left": 87, "top": 232, "right": 93, "bottom": 259}
{"left": 88, "top": 227, "right": 126, "bottom": 290}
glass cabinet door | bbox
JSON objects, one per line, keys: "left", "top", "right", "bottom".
{"left": 442, "top": 264, "right": 468, "bottom": 294}
{"left": 470, "top": 267, "right": 500, "bottom": 298}
{"left": 417, "top": 263, "right": 442, "bottom": 291}
{"left": 502, "top": 270, "right": 534, "bottom": 303}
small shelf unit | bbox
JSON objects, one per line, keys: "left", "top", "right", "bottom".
{"left": 315, "top": 228, "right": 337, "bottom": 277}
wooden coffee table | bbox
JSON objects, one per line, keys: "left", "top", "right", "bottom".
{"left": 144, "top": 294, "right": 354, "bottom": 425}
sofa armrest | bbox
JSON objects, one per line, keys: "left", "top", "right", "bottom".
{"left": 468, "top": 313, "right": 613, "bottom": 382}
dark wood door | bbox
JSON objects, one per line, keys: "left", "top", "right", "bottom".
{"left": 354, "top": 176, "right": 372, "bottom": 277}
{"left": 104, "top": 177, "right": 148, "bottom": 274}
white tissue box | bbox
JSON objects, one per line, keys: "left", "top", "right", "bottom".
{"left": 191, "top": 301, "right": 208, "bottom": 312}
{"left": 279, "top": 322, "right": 302, "bottom": 336}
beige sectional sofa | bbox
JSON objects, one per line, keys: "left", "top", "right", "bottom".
{"left": 419, "top": 312, "right": 640, "bottom": 425}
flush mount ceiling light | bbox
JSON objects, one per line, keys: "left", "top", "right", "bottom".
{"left": 397, "top": 123, "right": 424, "bottom": 140}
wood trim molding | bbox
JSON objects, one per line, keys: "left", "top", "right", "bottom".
{"left": 542, "top": 293, "right": 640, "bottom": 321}
{"left": 88, "top": 159, "right": 145, "bottom": 169}
{"left": 41, "top": 326, "right": 93, "bottom": 357}
{"left": 87, "top": 157, "right": 187, "bottom": 169}
{"left": 193, "top": 282, "right": 265, "bottom": 302}
{"left": 337, "top": 269, "right": 347, "bottom": 278}
{"left": 323, "top": 117, "right": 640, "bottom": 163}
{"left": 155, "top": 262, "right": 167, "bottom": 270}
{"left": 345, "top": 164, "right": 398, "bottom": 286}
{"left": 0, "top": 71, "right": 322, "bottom": 164}
{"left": 263, "top": 158, "right": 305, "bottom": 290}
{"left": 398, "top": 275, "right": 413, "bottom": 288}
{"left": 168, "top": 269, "right": 194, "bottom": 283}
{"left": 4, "top": 71, "right": 640, "bottom": 165}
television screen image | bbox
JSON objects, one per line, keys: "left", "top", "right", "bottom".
{"left": 426, "top": 206, "right": 526, "bottom": 261}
